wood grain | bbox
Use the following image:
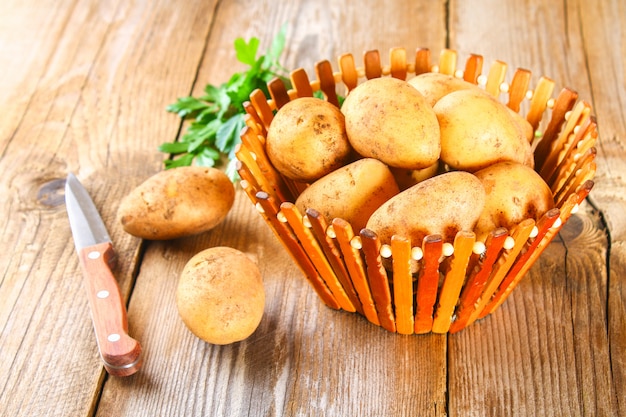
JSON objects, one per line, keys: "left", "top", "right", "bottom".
{"left": 0, "top": 0, "right": 217, "bottom": 415}
{"left": 0, "top": 0, "right": 78, "bottom": 151}
{"left": 577, "top": 0, "right": 626, "bottom": 414}
{"left": 448, "top": 1, "right": 622, "bottom": 415}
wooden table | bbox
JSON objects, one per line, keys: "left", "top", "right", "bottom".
{"left": 1, "top": 0, "right": 624, "bottom": 416}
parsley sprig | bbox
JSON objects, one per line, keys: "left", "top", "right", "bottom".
{"left": 160, "top": 26, "right": 290, "bottom": 181}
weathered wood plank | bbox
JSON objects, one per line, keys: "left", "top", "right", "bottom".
{"left": 0, "top": 0, "right": 79, "bottom": 151}
{"left": 0, "top": 0, "right": 216, "bottom": 416}
{"left": 191, "top": 0, "right": 448, "bottom": 95}
{"left": 450, "top": 206, "right": 612, "bottom": 417}
{"left": 562, "top": 208, "right": 617, "bottom": 416}
{"left": 0, "top": 2, "right": 130, "bottom": 414}
{"left": 0, "top": 0, "right": 92, "bottom": 343}
{"left": 577, "top": 0, "right": 626, "bottom": 414}
{"left": 447, "top": 0, "right": 620, "bottom": 416}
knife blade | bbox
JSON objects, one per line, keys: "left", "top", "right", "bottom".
{"left": 65, "top": 173, "right": 142, "bottom": 376}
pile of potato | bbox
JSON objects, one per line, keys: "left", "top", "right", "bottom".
{"left": 266, "top": 73, "right": 554, "bottom": 245}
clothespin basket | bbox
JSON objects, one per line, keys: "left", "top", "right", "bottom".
{"left": 236, "top": 47, "right": 596, "bottom": 334}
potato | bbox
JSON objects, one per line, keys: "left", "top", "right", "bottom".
{"left": 390, "top": 161, "right": 441, "bottom": 191}
{"left": 295, "top": 158, "right": 400, "bottom": 231}
{"left": 433, "top": 89, "right": 533, "bottom": 172}
{"left": 407, "top": 72, "right": 480, "bottom": 106}
{"left": 473, "top": 161, "right": 554, "bottom": 241}
{"left": 366, "top": 171, "right": 486, "bottom": 246}
{"left": 341, "top": 77, "right": 440, "bottom": 170}
{"left": 266, "top": 97, "right": 352, "bottom": 182}
{"left": 118, "top": 166, "right": 235, "bottom": 240}
{"left": 507, "top": 106, "right": 535, "bottom": 143}
{"left": 176, "top": 247, "right": 265, "bottom": 345}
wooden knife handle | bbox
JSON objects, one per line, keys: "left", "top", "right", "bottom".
{"left": 78, "top": 242, "right": 142, "bottom": 376}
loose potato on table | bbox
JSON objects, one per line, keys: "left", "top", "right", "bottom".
{"left": 295, "top": 158, "right": 400, "bottom": 231}
{"left": 473, "top": 161, "right": 554, "bottom": 241}
{"left": 407, "top": 72, "right": 480, "bottom": 107}
{"left": 433, "top": 89, "right": 534, "bottom": 172}
{"left": 177, "top": 247, "right": 265, "bottom": 345}
{"left": 266, "top": 97, "right": 352, "bottom": 183}
{"left": 341, "top": 77, "right": 440, "bottom": 170}
{"left": 366, "top": 171, "right": 486, "bottom": 246}
{"left": 117, "top": 166, "right": 235, "bottom": 240}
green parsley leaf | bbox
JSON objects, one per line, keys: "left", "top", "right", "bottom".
{"left": 164, "top": 153, "right": 195, "bottom": 168}
{"left": 234, "top": 37, "right": 260, "bottom": 66}
{"left": 216, "top": 114, "right": 245, "bottom": 153}
{"left": 161, "top": 25, "right": 290, "bottom": 182}
{"left": 158, "top": 141, "right": 188, "bottom": 154}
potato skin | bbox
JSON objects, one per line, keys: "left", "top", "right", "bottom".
{"left": 266, "top": 97, "right": 352, "bottom": 182}
{"left": 366, "top": 171, "right": 486, "bottom": 246}
{"left": 341, "top": 77, "right": 440, "bottom": 170}
{"left": 295, "top": 158, "right": 400, "bottom": 231}
{"left": 176, "top": 247, "right": 265, "bottom": 345}
{"left": 407, "top": 72, "right": 480, "bottom": 107}
{"left": 434, "top": 89, "right": 533, "bottom": 172}
{"left": 507, "top": 106, "right": 535, "bottom": 144}
{"left": 117, "top": 166, "right": 235, "bottom": 240}
{"left": 473, "top": 161, "right": 554, "bottom": 241}
{"left": 389, "top": 161, "right": 441, "bottom": 191}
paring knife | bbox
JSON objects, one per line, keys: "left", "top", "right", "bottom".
{"left": 65, "top": 173, "right": 142, "bottom": 376}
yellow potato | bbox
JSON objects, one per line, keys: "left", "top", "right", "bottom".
{"left": 117, "top": 166, "right": 235, "bottom": 240}
{"left": 433, "top": 89, "right": 533, "bottom": 172}
{"left": 366, "top": 171, "right": 486, "bottom": 246}
{"left": 473, "top": 161, "right": 555, "bottom": 241}
{"left": 266, "top": 97, "right": 352, "bottom": 182}
{"left": 341, "top": 77, "right": 440, "bottom": 170}
{"left": 507, "top": 106, "right": 535, "bottom": 143}
{"left": 177, "top": 246, "right": 265, "bottom": 345}
{"left": 389, "top": 160, "right": 441, "bottom": 191}
{"left": 295, "top": 158, "right": 400, "bottom": 231}
{"left": 407, "top": 72, "right": 480, "bottom": 106}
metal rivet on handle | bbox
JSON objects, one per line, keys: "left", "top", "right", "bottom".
{"left": 108, "top": 334, "right": 121, "bottom": 342}
{"left": 97, "top": 290, "right": 110, "bottom": 299}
